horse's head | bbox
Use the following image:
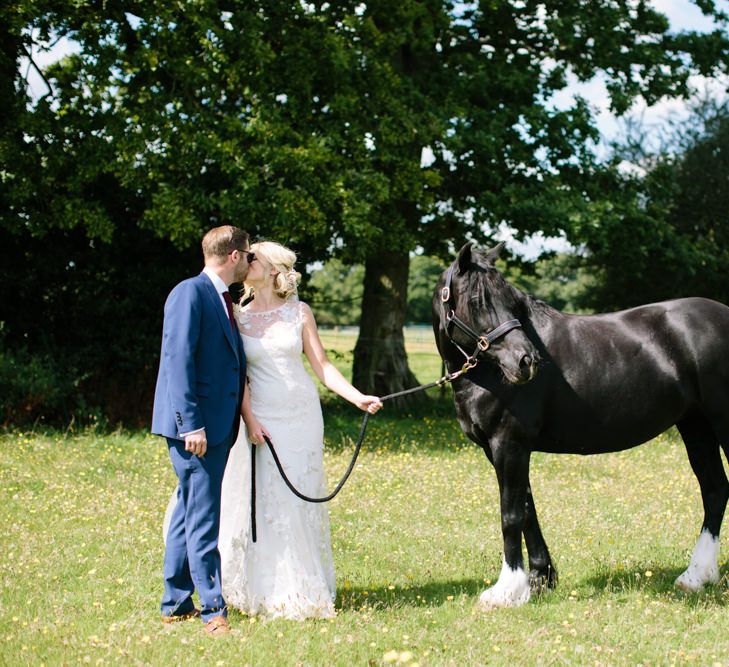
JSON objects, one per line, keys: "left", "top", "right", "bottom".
{"left": 433, "top": 241, "right": 540, "bottom": 385}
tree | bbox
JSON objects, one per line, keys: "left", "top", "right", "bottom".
{"left": 3, "top": 1, "right": 729, "bottom": 419}
{"left": 307, "top": 253, "right": 444, "bottom": 326}
{"left": 308, "top": 260, "right": 364, "bottom": 327}
{"left": 342, "top": 1, "right": 727, "bottom": 401}
{"left": 406, "top": 255, "right": 447, "bottom": 323}
{"left": 574, "top": 98, "right": 729, "bottom": 310}
{"left": 503, "top": 252, "right": 599, "bottom": 314}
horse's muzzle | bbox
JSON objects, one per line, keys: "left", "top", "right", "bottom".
{"left": 503, "top": 352, "right": 540, "bottom": 385}
{"left": 520, "top": 353, "right": 539, "bottom": 381}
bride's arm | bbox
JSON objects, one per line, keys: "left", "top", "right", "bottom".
{"left": 241, "top": 381, "right": 270, "bottom": 445}
{"left": 301, "top": 303, "right": 382, "bottom": 414}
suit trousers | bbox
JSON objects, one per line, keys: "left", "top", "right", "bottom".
{"left": 161, "top": 436, "right": 232, "bottom": 621}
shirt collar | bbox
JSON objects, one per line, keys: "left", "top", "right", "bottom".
{"left": 202, "top": 266, "right": 229, "bottom": 295}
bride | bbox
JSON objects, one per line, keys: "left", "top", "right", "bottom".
{"left": 219, "top": 240, "right": 380, "bottom": 620}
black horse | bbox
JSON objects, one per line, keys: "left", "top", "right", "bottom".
{"left": 432, "top": 242, "right": 729, "bottom": 609}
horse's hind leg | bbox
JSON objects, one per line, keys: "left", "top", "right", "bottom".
{"left": 675, "top": 414, "right": 728, "bottom": 591}
{"left": 524, "top": 483, "right": 557, "bottom": 593}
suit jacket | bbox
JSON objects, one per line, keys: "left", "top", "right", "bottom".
{"left": 152, "top": 272, "right": 246, "bottom": 447}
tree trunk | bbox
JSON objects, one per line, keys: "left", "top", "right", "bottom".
{"left": 352, "top": 249, "right": 423, "bottom": 408}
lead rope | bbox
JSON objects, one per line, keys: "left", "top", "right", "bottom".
{"left": 249, "top": 362, "right": 477, "bottom": 542}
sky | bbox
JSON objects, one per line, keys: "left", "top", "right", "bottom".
{"left": 551, "top": 0, "right": 729, "bottom": 153}
{"left": 18, "top": 1, "right": 729, "bottom": 258}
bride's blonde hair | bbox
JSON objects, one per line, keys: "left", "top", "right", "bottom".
{"left": 252, "top": 241, "right": 301, "bottom": 300}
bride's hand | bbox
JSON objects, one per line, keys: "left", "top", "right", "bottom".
{"left": 356, "top": 395, "right": 383, "bottom": 414}
{"left": 245, "top": 416, "right": 271, "bottom": 446}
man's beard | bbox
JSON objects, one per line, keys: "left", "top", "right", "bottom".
{"left": 235, "top": 264, "right": 249, "bottom": 283}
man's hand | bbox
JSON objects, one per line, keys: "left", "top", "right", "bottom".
{"left": 185, "top": 430, "right": 207, "bottom": 457}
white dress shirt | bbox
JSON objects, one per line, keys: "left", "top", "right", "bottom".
{"left": 203, "top": 266, "right": 230, "bottom": 312}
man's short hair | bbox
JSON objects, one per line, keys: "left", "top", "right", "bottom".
{"left": 202, "top": 226, "right": 249, "bottom": 262}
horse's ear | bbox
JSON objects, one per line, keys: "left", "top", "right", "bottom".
{"left": 483, "top": 241, "right": 506, "bottom": 265}
{"left": 456, "top": 242, "right": 473, "bottom": 271}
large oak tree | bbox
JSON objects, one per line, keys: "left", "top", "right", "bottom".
{"left": 3, "top": 1, "right": 728, "bottom": 418}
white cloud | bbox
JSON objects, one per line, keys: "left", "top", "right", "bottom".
{"left": 494, "top": 224, "right": 574, "bottom": 260}
{"left": 651, "top": 0, "right": 724, "bottom": 32}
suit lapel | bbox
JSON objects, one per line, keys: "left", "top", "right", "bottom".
{"left": 200, "top": 272, "right": 239, "bottom": 359}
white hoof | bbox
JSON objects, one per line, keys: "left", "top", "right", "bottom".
{"left": 675, "top": 530, "right": 720, "bottom": 592}
{"left": 476, "top": 560, "right": 531, "bottom": 610}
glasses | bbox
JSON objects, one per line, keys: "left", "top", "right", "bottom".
{"left": 228, "top": 249, "right": 256, "bottom": 262}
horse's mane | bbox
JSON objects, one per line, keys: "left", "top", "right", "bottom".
{"left": 478, "top": 264, "right": 565, "bottom": 325}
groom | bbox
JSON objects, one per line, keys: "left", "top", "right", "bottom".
{"left": 152, "top": 225, "right": 251, "bottom": 636}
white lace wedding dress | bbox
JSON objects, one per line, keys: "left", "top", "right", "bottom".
{"left": 218, "top": 300, "right": 336, "bottom": 619}
{"left": 163, "top": 300, "right": 336, "bottom": 619}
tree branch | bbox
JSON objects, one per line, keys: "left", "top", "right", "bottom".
{"left": 22, "top": 46, "right": 54, "bottom": 101}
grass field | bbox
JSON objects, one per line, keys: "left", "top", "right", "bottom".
{"left": 2, "top": 330, "right": 729, "bottom": 665}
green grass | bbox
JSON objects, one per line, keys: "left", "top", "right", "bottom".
{"left": 317, "top": 326, "right": 445, "bottom": 384}
{"left": 2, "top": 330, "right": 729, "bottom": 665}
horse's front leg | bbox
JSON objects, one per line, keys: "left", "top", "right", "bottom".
{"left": 524, "top": 483, "right": 558, "bottom": 593}
{"left": 478, "top": 443, "right": 532, "bottom": 610}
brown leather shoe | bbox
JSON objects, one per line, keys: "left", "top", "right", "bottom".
{"left": 203, "top": 615, "right": 230, "bottom": 637}
{"left": 161, "top": 608, "right": 201, "bottom": 624}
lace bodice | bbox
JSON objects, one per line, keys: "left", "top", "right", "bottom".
{"left": 235, "top": 299, "right": 302, "bottom": 339}
{"left": 234, "top": 300, "right": 319, "bottom": 421}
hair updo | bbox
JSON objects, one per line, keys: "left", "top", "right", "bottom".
{"left": 251, "top": 241, "right": 301, "bottom": 300}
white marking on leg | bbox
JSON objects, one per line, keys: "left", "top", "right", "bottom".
{"left": 477, "top": 558, "right": 531, "bottom": 610}
{"left": 675, "top": 529, "right": 720, "bottom": 592}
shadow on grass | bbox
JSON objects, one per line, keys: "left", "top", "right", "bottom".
{"left": 336, "top": 577, "right": 486, "bottom": 611}
{"left": 334, "top": 566, "right": 729, "bottom": 612}
{"left": 579, "top": 565, "right": 729, "bottom": 607}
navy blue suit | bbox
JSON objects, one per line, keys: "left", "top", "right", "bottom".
{"left": 152, "top": 271, "right": 246, "bottom": 621}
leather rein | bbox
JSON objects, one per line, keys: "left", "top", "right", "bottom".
{"left": 249, "top": 263, "right": 523, "bottom": 541}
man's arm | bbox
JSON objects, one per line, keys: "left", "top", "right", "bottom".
{"left": 162, "top": 282, "right": 205, "bottom": 439}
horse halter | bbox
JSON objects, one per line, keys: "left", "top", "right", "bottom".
{"left": 440, "top": 263, "right": 523, "bottom": 373}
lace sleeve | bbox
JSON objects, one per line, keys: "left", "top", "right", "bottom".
{"left": 299, "top": 301, "right": 317, "bottom": 328}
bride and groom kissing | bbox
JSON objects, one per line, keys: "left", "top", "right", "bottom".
{"left": 152, "top": 225, "right": 382, "bottom": 635}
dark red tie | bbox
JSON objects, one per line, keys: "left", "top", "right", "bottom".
{"left": 223, "top": 291, "right": 237, "bottom": 335}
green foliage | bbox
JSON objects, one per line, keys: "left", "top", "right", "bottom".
{"left": 406, "top": 254, "right": 446, "bottom": 323}
{"left": 7, "top": 1, "right": 729, "bottom": 255}
{"left": 502, "top": 253, "right": 599, "bottom": 314}
{"left": 0, "top": 342, "right": 78, "bottom": 426}
{"left": 0, "top": 224, "right": 201, "bottom": 426}
{"left": 3, "top": 2, "right": 729, "bottom": 421}
{"left": 308, "top": 259, "right": 364, "bottom": 327}
{"left": 575, "top": 99, "right": 729, "bottom": 310}
{"left": 308, "top": 254, "right": 445, "bottom": 326}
